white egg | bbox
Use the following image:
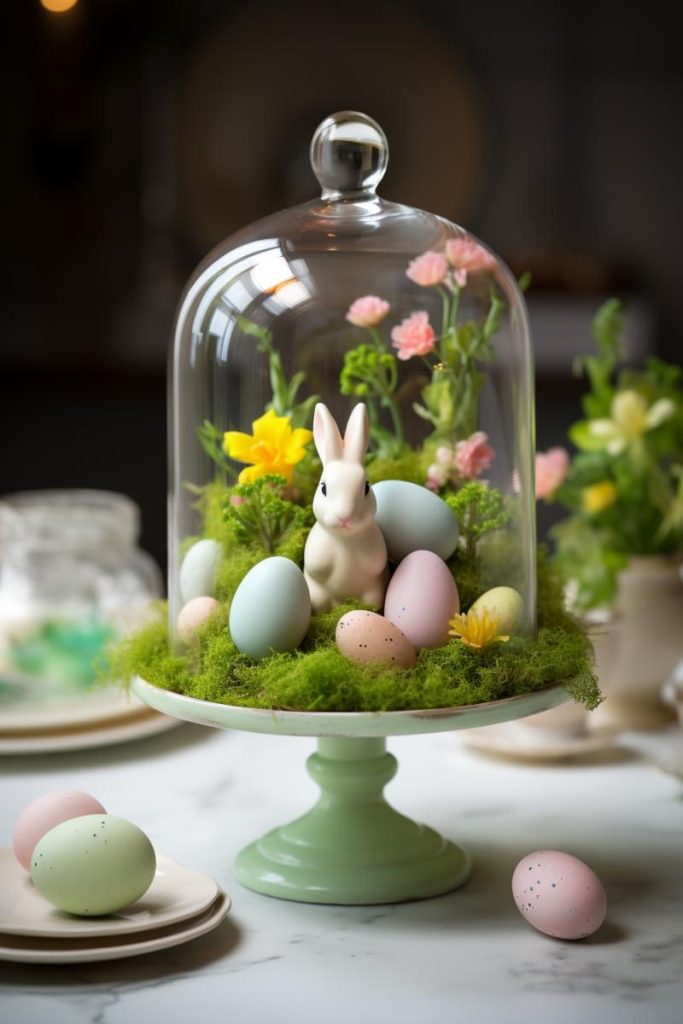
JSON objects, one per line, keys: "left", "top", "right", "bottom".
{"left": 179, "top": 539, "right": 222, "bottom": 603}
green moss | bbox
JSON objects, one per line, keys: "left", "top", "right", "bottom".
{"left": 107, "top": 552, "right": 600, "bottom": 713}
{"left": 116, "top": 470, "right": 601, "bottom": 715}
{"left": 366, "top": 447, "right": 433, "bottom": 485}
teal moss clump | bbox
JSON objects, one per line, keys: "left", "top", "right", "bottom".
{"left": 107, "top": 540, "right": 602, "bottom": 713}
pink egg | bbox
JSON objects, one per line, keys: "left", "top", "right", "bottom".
{"left": 13, "top": 790, "right": 107, "bottom": 872}
{"left": 512, "top": 850, "right": 607, "bottom": 940}
{"left": 336, "top": 610, "right": 416, "bottom": 668}
{"left": 177, "top": 596, "right": 220, "bottom": 642}
{"left": 384, "top": 550, "right": 459, "bottom": 649}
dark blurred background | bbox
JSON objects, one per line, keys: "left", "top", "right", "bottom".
{"left": 1, "top": 0, "right": 681, "bottom": 577}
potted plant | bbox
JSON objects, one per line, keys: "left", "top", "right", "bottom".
{"left": 546, "top": 299, "right": 683, "bottom": 730}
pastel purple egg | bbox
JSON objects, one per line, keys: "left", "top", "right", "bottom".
{"left": 383, "top": 550, "right": 459, "bottom": 649}
{"left": 512, "top": 850, "right": 607, "bottom": 940}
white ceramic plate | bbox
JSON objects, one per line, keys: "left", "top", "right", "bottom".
{"left": 0, "top": 849, "right": 220, "bottom": 938}
{"left": 0, "top": 892, "right": 231, "bottom": 963}
{"left": 462, "top": 720, "right": 614, "bottom": 761}
{"left": 0, "top": 708, "right": 178, "bottom": 755}
{"left": 0, "top": 686, "right": 151, "bottom": 732}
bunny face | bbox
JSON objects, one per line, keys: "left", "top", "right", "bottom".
{"left": 312, "top": 463, "right": 377, "bottom": 534}
{"left": 311, "top": 403, "right": 377, "bottom": 535}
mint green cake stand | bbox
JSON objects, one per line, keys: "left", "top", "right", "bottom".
{"left": 133, "top": 677, "right": 568, "bottom": 905}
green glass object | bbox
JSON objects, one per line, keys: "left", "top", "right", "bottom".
{"left": 134, "top": 676, "right": 569, "bottom": 905}
{"left": 10, "top": 620, "right": 115, "bottom": 687}
{"left": 235, "top": 736, "right": 470, "bottom": 904}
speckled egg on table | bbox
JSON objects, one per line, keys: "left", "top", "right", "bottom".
{"left": 179, "top": 538, "right": 222, "bottom": 602}
{"left": 335, "top": 610, "right": 416, "bottom": 668}
{"left": 372, "top": 480, "right": 459, "bottom": 563}
{"left": 512, "top": 850, "right": 607, "bottom": 940}
{"left": 229, "top": 556, "right": 311, "bottom": 660}
{"left": 384, "top": 550, "right": 459, "bottom": 649}
{"left": 13, "top": 790, "right": 107, "bottom": 872}
{"left": 31, "top": 814, "right": 156, "bottom": 917}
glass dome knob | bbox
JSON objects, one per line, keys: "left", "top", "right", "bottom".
{"left": 310, "top": 111, "right": 389, "bottom": 200}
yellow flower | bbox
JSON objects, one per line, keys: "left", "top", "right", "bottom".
{"left": 582, "top": 480, "right": 618, "bottom": 514}
{"left": 589, "top": 390, "right": 675, "bottom": 455}
{"left": 448, "top": 608, "right": 510, "bottom": 649}
{"left": 224, "top": 409, "right": 313, "bottom": 485}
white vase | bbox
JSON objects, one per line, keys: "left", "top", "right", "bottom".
{"left": 525, "top": 609, "right": 621, "bottom": 736}
{"left": 588, "top": 555, "right": 683, "bottom": 732}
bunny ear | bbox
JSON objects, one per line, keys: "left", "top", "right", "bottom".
{"left": 343, "top": 403, "right": 370, "bottom": 464}
{"left": 313, "top": 403, "right": 344, "bottom": 465}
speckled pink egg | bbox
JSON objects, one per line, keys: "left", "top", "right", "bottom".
{"left": 512, "top": 850, "right": 607, "bottom": 940}
{"left": 384, "top": 549, "right": 459, "bottom": 649}
{"left": 336, "top": 610, "right": 416, "bottom": 668}
{"left": 13, "top": 790, "right": 107, "bottom": 872}
{"left": 177, "top": 596, "right": 220, "bottom": 642}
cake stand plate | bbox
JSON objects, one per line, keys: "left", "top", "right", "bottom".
{"left": 133, "top": 678, "right": 569, "bottom": 905}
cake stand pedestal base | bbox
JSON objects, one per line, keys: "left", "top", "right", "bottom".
{"left": 235, "top": 736, "right": 471, "bottom": 904}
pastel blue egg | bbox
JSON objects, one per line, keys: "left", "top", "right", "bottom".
{"left": 180, "top": 539, "right": 222, "bottom": 602}
{"left": 373, "top": 480, "right": 459, "bottom": 563}
{"left": 229, "top": 557, "right": 311, "bottom": 660}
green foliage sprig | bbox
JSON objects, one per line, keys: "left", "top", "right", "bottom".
{"left": 414, "top": 290, "right": 504, "bottom": 440}
{"left": 549, "top": 299, "right": 683, "bottom": 610}
{"left": 446, "top": 482, "right": 510, "bottom": 560}
{"left": 196, "top": 420, "right": 236, "bottom": 483}
{"left": 340, "top": 342, "right": 405, "bottom": 458}
{"left": 224, "top": 474, "right": 313, "bottom": 555}
{"left": 238, "top": 317, "right": 319, "bottom": 429}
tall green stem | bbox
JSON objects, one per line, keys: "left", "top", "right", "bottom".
{"left": 437, "top": 286, "right": 451, "bottom": 344}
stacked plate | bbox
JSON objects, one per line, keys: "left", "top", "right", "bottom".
{"left": 0, "top": 687, "right": 179, "bottom": 755}
{"left": 0, "top": 848, "right": 231, "bottom": 963}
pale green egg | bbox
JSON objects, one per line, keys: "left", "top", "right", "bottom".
{"left": 31, "top": 815, "right": 156, "bottom": 917}
{"left": 468, "top": 586, "right": 524, "bottom": 634}
{"left": 229, "top": 556, "right": 311, "bottom": 660}
{"left": 373, "top": 480, "right": 459, "bottom": 563}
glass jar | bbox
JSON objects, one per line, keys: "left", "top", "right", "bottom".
{"left": 0, "top": 490, "right": 162, "bottom": 695}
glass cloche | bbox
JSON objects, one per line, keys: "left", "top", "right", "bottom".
{"left": 166, "top": 111, "right": 545, "bottom": 711}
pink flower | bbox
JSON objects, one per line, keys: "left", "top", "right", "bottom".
{"left": 535, "top": 447, "right": 569, "bottom": 500}
{"left": 390, "top": 311, "right": 436, "bottom": 361}
{"left": 406, "top": 251, "right": 449, "bottom": 287}
{"left": 455, "top": 431, "right": 495, "bottom": 479}
{"left": 346, "top": 295, "right": 390, "bottom": 328}
{"left": 445, "top": 238, "right": 497, "bottom": 274}
{"left": 426, "top": 465, "right": 446, "bottom": 491}
{"left": 426, "top": 447, "right": 455, "bottom": 491}
{"left": 436, "top": 446, "right": 455, "bottom": 467}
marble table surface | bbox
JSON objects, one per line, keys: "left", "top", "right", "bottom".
{"left": 1, "top": 718, "right": 682, "bottom": 1024}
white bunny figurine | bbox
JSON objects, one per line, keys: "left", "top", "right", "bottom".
{"left": 304, "top": 402, "right": 388, "bottom": 613}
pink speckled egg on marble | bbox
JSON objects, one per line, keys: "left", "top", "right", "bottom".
{"left": 512, "top": 850, "right": 607, "bottom": 940}
{"left": 13, "top": 790, "right": 107, "bottom": 872}
{"left": 335, "top": 610, "right": 416, "bottom": 668}
{"left": 384, "top": 549, "right": 459, "bottom": 649}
